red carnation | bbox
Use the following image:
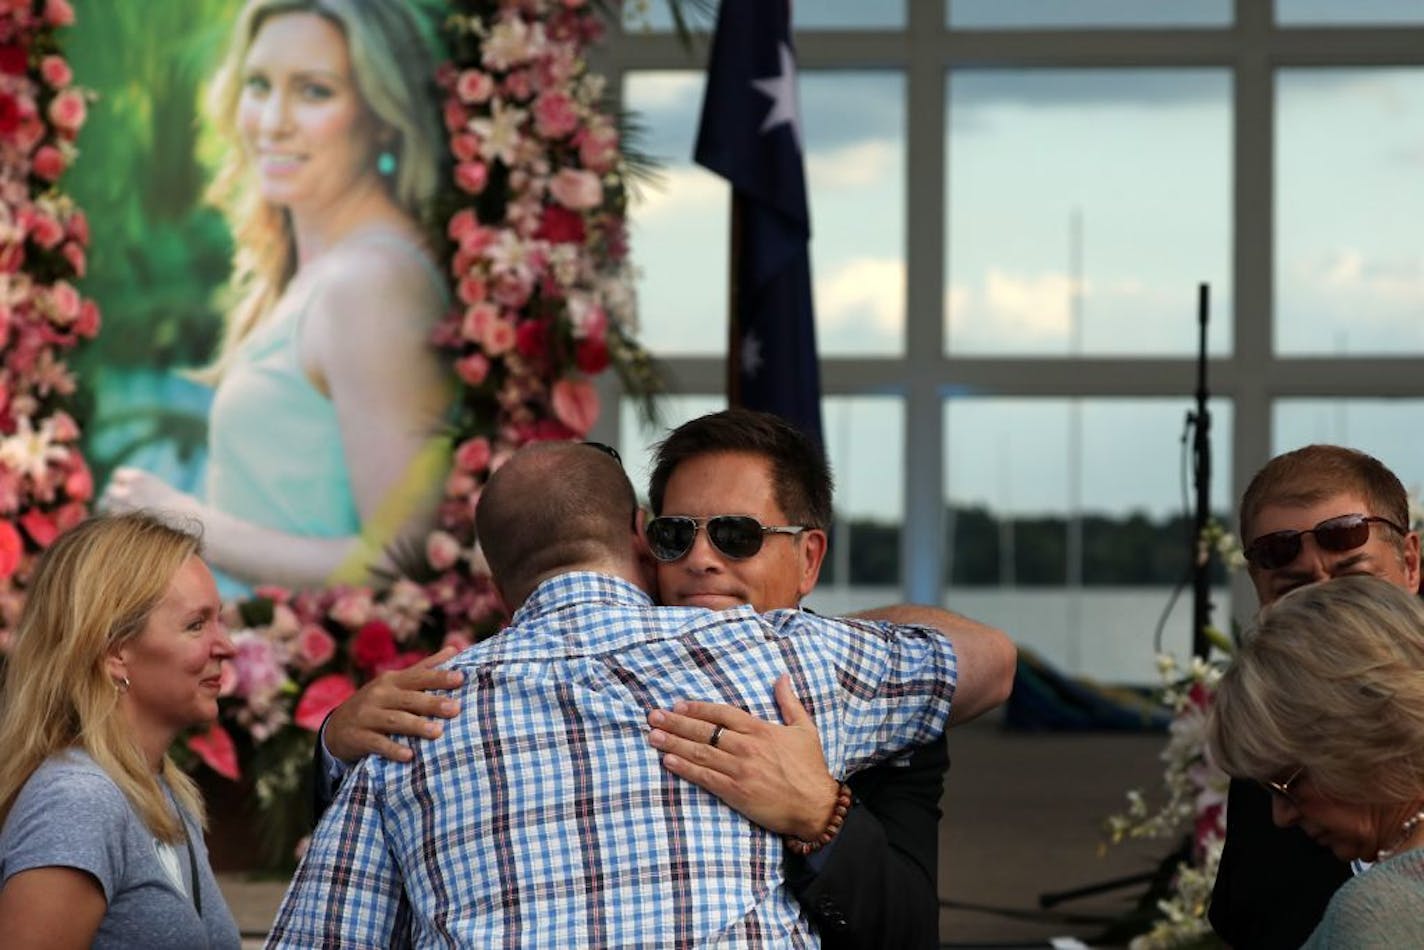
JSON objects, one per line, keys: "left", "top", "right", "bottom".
{"left": 515, "top": 319, "right": 551, "bottom": 360}
{"left": 575, "top": 337, "right": 610, "bottom": 373}
{"left": 351, "top": 620, "right": 397, "bottom": 674}
{"left": 0, "top": 94, "right": 21, "bottom": 135}
{"left": 536, "top": 205, "right": 585, "bottom": 245}
{"left": 0, "top": 45, "right": 26, "bottom": 77}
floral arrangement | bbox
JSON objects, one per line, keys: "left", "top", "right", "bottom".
{"left": 0, "top": 0, "right": 660, "bottom": 863}
{"left": 1100, "top": 524, "right": 1242, "bottom": 949}
{"left": 179, "top": 0, "right": 662, "bottom": 858}
{"left": 0, "top": 0, "right": 99, "bottom": 647}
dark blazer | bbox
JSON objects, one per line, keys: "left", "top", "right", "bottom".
{"left": 313, "top": 732, "right": 949, "bottom": 950}
{"left": 785, "top": 738, "right": 948, "bottom": 949}
{"left": 1208, "top": 779, "right": 1352, "bottom": 949}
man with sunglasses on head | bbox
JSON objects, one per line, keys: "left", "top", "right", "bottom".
{"left": 638, "top": 408, "right": 1013, "bottom": 949}
{"left": 271, "top": 440, "right": 1012, "bottom": 946}
{"left": 1208, "top": 443, "right": 1421, "bottom": 950}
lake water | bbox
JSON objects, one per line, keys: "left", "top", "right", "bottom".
{"left": 804, "top": 584, "right": 1233, "bottom": 685}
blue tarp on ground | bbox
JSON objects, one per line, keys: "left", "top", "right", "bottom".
{"left": 1004, "top": 649, "right": 1170, "bottom": 732}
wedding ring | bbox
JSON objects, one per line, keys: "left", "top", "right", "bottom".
{"left": 708, "top": 725, "right": 725, "bottom": 748}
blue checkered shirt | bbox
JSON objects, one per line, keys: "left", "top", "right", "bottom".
{"left": 266, "top": 572, "right": 958, "bottom": 949}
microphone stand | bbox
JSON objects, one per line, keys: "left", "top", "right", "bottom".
{"left": 1190, "top": 283, "right": 1212, "bottom": 660}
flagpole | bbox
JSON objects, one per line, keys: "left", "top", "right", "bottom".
{"left": 727, "top": 192, "right": 744, "bottom": 408}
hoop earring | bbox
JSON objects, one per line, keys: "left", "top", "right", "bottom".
{"left": 377, "top": 150, "right": 397, "bottom": 177}
{"left": 116, "top": 675, "right": 130, "bottom": 693}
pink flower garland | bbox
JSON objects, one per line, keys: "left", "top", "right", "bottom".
{"left": 0, "top": 0, "right": 100, "bottom": 650}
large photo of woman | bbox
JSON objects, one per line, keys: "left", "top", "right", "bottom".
{"left": 78, "top": 0, "right": 453, "bottom": 594}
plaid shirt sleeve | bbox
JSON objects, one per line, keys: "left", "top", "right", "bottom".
{"left": 796, "top": 615, "right": 959, "bottom": 775}
{"left": 266, "top": 758, "right": 409, "bottom": 949}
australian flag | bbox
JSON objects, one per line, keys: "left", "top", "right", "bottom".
{"left": 694, "top": 0, "right": 824, "bottom": 450}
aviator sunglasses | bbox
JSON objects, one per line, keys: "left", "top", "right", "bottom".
{"left": 1243, "top": 513, "right": 1407, "bottom": 570}
{"left": 645, "top": 515, "right": 807, "bottom": 562}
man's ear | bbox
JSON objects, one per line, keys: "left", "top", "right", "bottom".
{"left": 1404, "top": 531, "right": 1421, "bottom": 593}
{"left": 797, "top": 528, "right": 829, "bottom": 599}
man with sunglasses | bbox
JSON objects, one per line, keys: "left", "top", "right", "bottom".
{"left": 638, "top": 408, "right": 1013, "bottom": 949}
{"left": 271, "top": 440, "right": 1009, "bottom": 946}
{"left": 1208, "top": 443, "right": 1421, "bottom": 950}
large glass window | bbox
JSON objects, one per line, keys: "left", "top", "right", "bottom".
{"left": 950, "top": 0, "right": 1231, "bottom": 29}
{"left": 626, "top": 0, "right": 905, "bottom": 32}
{"left": 946, "top": 69, "right": 1233, "bottom": 356}
{"left": 1275, "top": 69, "right": 1424, "bottom": 355}
{"left": 1276, "top": 0, "right": 1424, "bottom": 26}
{"left": 1274, "top": 400, "right": 1424, "bottom": 496}
{"left": 626, "top": 70, "right": 905, "bottom": 356}
{"left": 943, "top": 397, "right": 1234, "bottom": 682}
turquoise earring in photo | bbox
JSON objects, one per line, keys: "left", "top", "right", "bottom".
{"left": 377, "top": 150, "right": 397, "bottom": 177}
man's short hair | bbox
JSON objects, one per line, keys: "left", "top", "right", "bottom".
{"left": 1240, "top": 444, "right": 1410, "bottom": 544}
{"left": 477, "top": 442, "right": 638, "bottom": 604}
{"left": 649, "top": 409, "right": 833, "bottom": 530}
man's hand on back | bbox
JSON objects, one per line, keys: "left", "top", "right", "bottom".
{"left": 324, "top": 647, "right": 465, "bottom": 763}
{"left": 647, "top": 674, "right": 841, "bottom": 841}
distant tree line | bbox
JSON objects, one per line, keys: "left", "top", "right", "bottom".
{"left": 822, "top": 505, "right": 1232, "bottom": 587}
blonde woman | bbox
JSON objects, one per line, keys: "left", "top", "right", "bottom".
{"left": 1209, "top": 574, "right": 1424, "bottom": 948}
{"left": 0, "top": 512, "right": 239, "bottom": 948}
{"left": 102, "top": 0, "right": 453, "bottom": 591}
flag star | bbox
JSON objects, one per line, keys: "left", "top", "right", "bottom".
{"left": 750, "top": 42, "right": 802, "bottom": 151}
{"left": 741, "top": 331, "right": 764, "bottom": 378}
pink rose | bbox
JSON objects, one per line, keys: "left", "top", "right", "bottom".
{"left": 454, "top": 436, "right": 492, "bottom": 474}
{"left": 294, "top": 673, "right": 357, "bottom": 732}
{"left": 63, "top": 460, "right": 92, "bottom": 501}
{"left": 13, "top": 118, "right": 45, "bottom": 155}
{"left": 456, "top": 353, "right": 491, "bottom": 386}
{"left": 549, "top": 168, "right": 602, "bottom": 211}
{"left": 32, "top": 146, "right": 65, "bottom": 182}
{"left": 74, "top": 300, "right": 100, "bottom": 338}
{"left": 351, "top": 620, "right": 397, "bottom": 674}
{"left": 533, "top": 90, "right": 579, "bottom": 139}
{"left": 19, "top": 509, "right": 58, "bottom": 547}
{"left": 577, "top": 123, "right": 619, "bottom": 175}
{"left": 28, "top": 211, "right": 63, "bottom": 249}
{"left": 40, "top": 56, "right": 72, "bottom": 88}
{"left": 330, "top": 590, "right": 374, "bottom": 628}
{"left": 49, "top": 411, "right": 79, "bottom": 441}
{"left": 48, "top": 281, "right": 80, "bottom": 325}
{"left": 297, "top": 624, "right": 337, "bottom": 669}
{"left": 450, "top": 132, "right": 481, "bottom": 163}
{"left": 456, "top": 274, "right": 487, "bottom": 306}
{"left": 551, "top": 377, "right": 600, "bottom": 436}
{"left": 443, "top": 99, "right": 469, "bottom": 134}
{"left": 455, "top": 160, "right": 488, "bottom": 195}
{"left": 231, "top": 632, "right": 286, "bottom": 702}
{"left": 461, "top": 301, "right": 498, "bottom": 343}
{"left": 67, "top": 209, "right": 89, "bottom": 244}
{"left": 491, "top": 271, "right": 534, "bottom": 309}
{"left": 455, "top": 69, "right": 494, "bottom": 104}
{"left": 44, "top": 0, "right": 76, "bottom": 27}
{"left": 0, "top": 521, "right": 21, "bottom": 579}
{"left": 47, "top": 90, "right": 86, "bottom": 132}
{"left": 60, "top": 241, "right": 85, "bottom": 278}
{"left": 483, "top": 317, "right": 516, "bottom": 356}
{"left": 426, "top": 530, "right": 462, "bottom": 571}
{"left": 186, "top": 725, "right": 239, "bottom": 780}
{"left": 502, "top": 69, "right": 533, "bottom": 101}
{"left": 52, "top": 501, "right": 85, "bottom": 533}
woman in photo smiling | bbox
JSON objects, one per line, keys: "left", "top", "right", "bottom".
{"left": 1209, "top": 574, "right": 1424, "bottom": 948}
{"left": 0, "top": 512, "right": 240, "bottom": 948}
{"left": 102, "top": 0, "right": 453, "bottom": 592}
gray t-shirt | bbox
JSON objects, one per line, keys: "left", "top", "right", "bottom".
{"left": 0, "top": 749, "right": 240, "bottom": 949}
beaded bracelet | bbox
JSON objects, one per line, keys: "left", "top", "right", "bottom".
{"left": 785, "top": 782, "right": 853, "bottom": 856}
